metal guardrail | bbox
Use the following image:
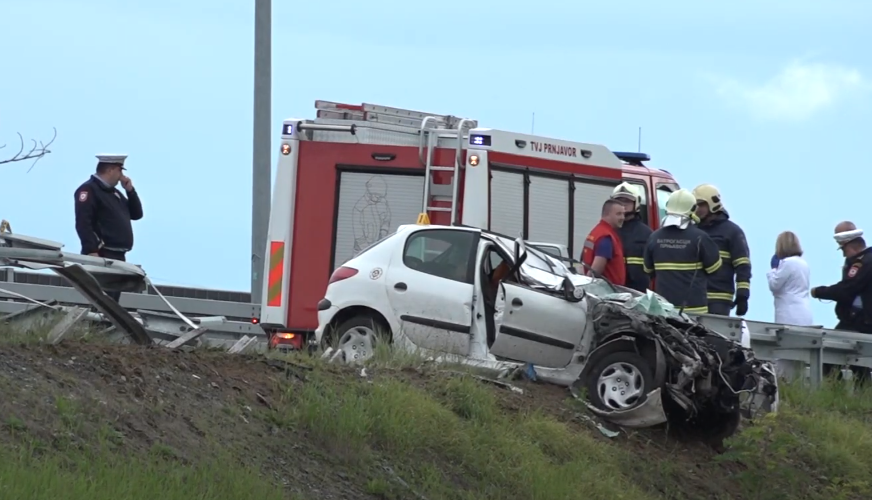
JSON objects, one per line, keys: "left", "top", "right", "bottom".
{"left": 0, "top": 281, "right": 260, "bottom": 322}
{"left": 0, "top": 231, "right": 266, "bottom": 348}
{"left": 690, "top": 313, "right": 872, "bottom": 385}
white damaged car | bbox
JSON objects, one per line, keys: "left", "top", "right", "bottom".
{"left": 315, "top": 223, "right": 778, "bottom": 438}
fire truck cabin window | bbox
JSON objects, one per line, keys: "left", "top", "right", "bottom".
{"left": 628, "top": 181, "right": 649, "bottom": 225}
{"left": 656, "top": 186, "right": 673, "bottom": 225}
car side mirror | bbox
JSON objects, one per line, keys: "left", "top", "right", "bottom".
{"left": 562, "top": 276, "right": 585, "bottom": 303}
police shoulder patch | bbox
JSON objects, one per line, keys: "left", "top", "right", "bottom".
{"left": 77, "top": 190, "right": 89, "bottom": 202}
{"left": 849, "top": 263, "right": 861, "bottom": 278}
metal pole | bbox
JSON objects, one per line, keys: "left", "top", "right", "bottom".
{"left": 251, "top": 0, "right": 271, "bottom": 305}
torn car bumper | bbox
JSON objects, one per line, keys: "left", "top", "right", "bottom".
{"left": 585, "top": 387, "right": 668, "bottom": 428}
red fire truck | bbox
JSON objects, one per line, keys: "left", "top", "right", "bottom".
{"left": 259, "top": 101, "right": 681, "bottom": 350}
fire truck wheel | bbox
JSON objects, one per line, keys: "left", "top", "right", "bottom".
{"left": 327, "top": 314, "right": 390, "bottom": 364}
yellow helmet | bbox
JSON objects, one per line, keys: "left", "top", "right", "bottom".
{"left": 692, "top": 184, "right": 723, "bottom": 213}
{"left": 665, "top": 189, "right": 698, "bottom": 217}
{"left": 611, "top": 182, "right": 641, "bottom": 207}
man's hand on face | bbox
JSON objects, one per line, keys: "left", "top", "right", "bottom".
{"left": 120, "top": 175, "right": 134, "bottom": 192}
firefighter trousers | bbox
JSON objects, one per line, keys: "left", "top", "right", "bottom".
{"left": 707, "top": 300, "right": 732, "bottom": 316}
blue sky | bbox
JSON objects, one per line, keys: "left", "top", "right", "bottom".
{"left": 2, "top": 0, "right": 871, "bottom": 326}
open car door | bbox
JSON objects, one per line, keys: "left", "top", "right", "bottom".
{"left": 490, "top": 282, "right": 587, "bottom": 368}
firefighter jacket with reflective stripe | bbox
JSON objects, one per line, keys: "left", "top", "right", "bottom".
{"left": 615, "top": 217, "right": 653, "bottom": 292}
{"left": 581, "top": 219, "right": 626, "bottom": 286}
{"left": 697, "top": 211, "right": 752, "bottom": 305}
{"left": 642, "top": 225, "right": 723, "bottom": 314}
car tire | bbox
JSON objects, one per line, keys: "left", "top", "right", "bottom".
{"left": 586, "top": 350, "right": 655, "bottom": 413}
{"left": 324, "top": 314, "right": 389, "bottom": 364}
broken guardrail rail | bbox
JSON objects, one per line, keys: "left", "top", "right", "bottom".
{"left": 0, "top": 228, "right": 260, "bottom": 353}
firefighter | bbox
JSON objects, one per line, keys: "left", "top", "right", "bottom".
{"left": 642, "top": 189, "right": 722, "bottom": 313}
{"left": 610, "top": 182, "right": 653, "bottom": 292}
{"left": 74, "top": 154, "right": 144, "bottom": 302}
{"left": 692, "top": 184, "right": 752, "bottom": 317}
{"left": 580, "top": 199, "right": 626, "bottom": 285}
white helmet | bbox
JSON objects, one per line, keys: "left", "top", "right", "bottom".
{"left": 611, "top": 182, "right": 641, "bottom": 208}
{"left": 662, "top": 189, "right": 698, "bottom": 229}
{"left": 692, "top": 184, "right": 724, "bottom": 213}
{"left": 665, "top": 189, "right": 697, "bottom": 216}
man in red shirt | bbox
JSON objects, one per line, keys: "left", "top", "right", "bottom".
{"left": 581, "top": 199, "right": 626, "bottom": 285}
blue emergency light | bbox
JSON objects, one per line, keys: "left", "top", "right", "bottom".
{"left": 613, "top": 151, "right": 651, "bottom": 164}
{"left": 469, "top": 134, "right": 492, "bottom": 147}
{"left": 283, "top": 124, "right": 294, "bottom": 136}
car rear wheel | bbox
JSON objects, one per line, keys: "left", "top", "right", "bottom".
{"left": 586, "top": 351, "right": 654, "bottom": 412}
{"left": 326, "top": 315, "right": 387, "bottom": 364}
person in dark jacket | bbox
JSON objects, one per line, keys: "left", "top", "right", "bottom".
{"left": 74, "top": 154, "right": 144, "bottom": 302}
{"left": 643, "top": 189, "right": 722, "bottom": 314}
{"left": 610, "top": 182, "right": 653, "bottom": 292}
{"left": 692, "top": 184, "right": 752, "bottom": 317}
{"left": 812, "top": 222, "right": 872, "bottom": 333}
{"left": 812, "top": 221, "right": 872, "bottom": 382}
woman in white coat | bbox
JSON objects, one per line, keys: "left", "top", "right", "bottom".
{"left": 767, "top": 231, "right": 813, "bottom": 379}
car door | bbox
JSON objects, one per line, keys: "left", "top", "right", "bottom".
{"left": 384, "top": 228, "right": 480, "bottom": 357}
{"left": 490, "top": 282, "right": 587, "bottom": 368}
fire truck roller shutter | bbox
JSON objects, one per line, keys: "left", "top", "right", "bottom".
{"left": 572, "top": 182, "right": 619, "bottom": 259}
{"left": 490, "top": 170, "right": 524, "bottom": 238}
{"left": 527, "top": 175, "right": 570, "bottom": 247}
{"left": 332, "top": 172, "right": 426, "bottom": 270}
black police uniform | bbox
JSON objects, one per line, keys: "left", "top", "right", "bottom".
{"left": 616, "top": 216, "right": 653, "bottom": 292}
{"left": 74, "top": 175, "right": 143, "bottom": 300}
{"left": 813, "top": 247, "right": 872, "bottom": 334}
{"left": 697, "top": 210, "right": 752, "bottom": 316}
{"left": 642, "top": 224, "right": 722, "bottom": 314}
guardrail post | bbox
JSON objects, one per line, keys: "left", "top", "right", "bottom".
{"left": 808, "top": 344, "right": 824, "bottom": 387}
{"left": 773, "top": 327, "right": 825, "bottom": 387}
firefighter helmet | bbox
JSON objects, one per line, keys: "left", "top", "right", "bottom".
{"left": 611, "top": 182, "right": 642, "bottom": 208}
{"left": 665, "top": 189, "right": 698, "bottom": 217}
{"left": 692, "top": 184, "right": 724, "bottom": 213}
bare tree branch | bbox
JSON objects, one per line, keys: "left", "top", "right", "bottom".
{"left": 0, "top": 127, "right": 57, "bottom": 172}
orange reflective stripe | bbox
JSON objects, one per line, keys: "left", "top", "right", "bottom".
{"left": 267, "top": 241, "right": 285, "bottom": 307}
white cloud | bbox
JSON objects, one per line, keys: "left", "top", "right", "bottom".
{"left": 710, "top": 60, "right": 867, "bottom": 121}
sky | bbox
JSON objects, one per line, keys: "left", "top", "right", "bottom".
{"left": 1, "top": 0, "right": 871, "bottom": 327}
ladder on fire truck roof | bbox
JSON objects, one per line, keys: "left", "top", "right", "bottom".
{"left": 315, "top": 100, "right": 478, "bottom": 225}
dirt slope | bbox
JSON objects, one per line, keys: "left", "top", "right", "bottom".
{"left": 0, "top": 340, "right": 869, "bottom": 500}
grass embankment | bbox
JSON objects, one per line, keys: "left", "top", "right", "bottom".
{"left": 2, "top": 323, "right": 872, "bottom": 500}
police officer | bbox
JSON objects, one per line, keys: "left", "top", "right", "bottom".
{"left": 74, "top": 154, "right": 144, "bottom": 302}
{"left": 610, "top": 182, "right": 653, "bottom": 292}
{"left": 692, "top": 184, "right": 752, "bottom": 317}
{"left": 812, "top": 222, "right": 872, "bottom": 382}
{"left": 642, "top": 189, "right": 722, "bottom": 314}
{"left": 811, "top": 223, "right": 872, "bottom": 333}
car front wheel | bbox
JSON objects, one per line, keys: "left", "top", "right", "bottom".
{"left": 325, "top": 315, "right": 387, "bottom": 364}
{"left": 586, "top": 351, "right": 654, "bottom": 412}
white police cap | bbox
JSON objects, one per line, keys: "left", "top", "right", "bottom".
{"left": 95, "top": 154, "right": 128, "bottom": 169}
